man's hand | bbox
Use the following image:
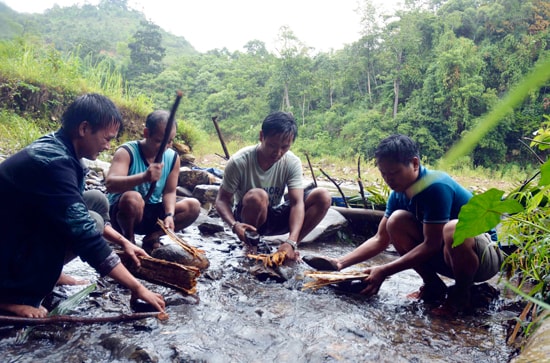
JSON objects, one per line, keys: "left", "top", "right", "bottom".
{"left": 163, "top": 214, "right": 175, "bottom": 231}
{"left": 278, "top": 240, "right": 299, "bottom": 261}
{"left": 233, "top": 222, "right": 256, "bottom": 243}
{"left": 123, "top": 243, "right": 149, "bottom": 267}
{"left": 143, "top": 162, "right": 163, "bottom": 183}
{"left": 359, "top": 265, "right": 387, "bottom": 296}
{"left": 131, "top": 285, "right": 165, "bottom": 313}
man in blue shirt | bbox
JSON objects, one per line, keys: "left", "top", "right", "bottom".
{"left": 304, "top": 134, "right": 502, "bottom": 314}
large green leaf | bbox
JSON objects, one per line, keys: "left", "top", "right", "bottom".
{"left": 453, "top": 188, "right": 524, "bottom": 247}
{"left": 539, "top": 159, "right": 550, "bottom": 187}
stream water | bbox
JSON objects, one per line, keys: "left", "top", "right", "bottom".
{"left": 0, "top": 220, "right": 521, "bottom": 363}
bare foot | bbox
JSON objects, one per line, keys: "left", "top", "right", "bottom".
{"left": 407, "top": 281, "right": 448, "bottom": 303}
{"left": 0, "top": 303, "right": 48, "bottom": 318}
{"left": 56, "top": 273, "right": 89, "bottom": 286}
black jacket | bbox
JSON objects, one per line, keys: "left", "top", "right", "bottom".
{"left": 0, "top": 129, "right": 116, "bottom": 307}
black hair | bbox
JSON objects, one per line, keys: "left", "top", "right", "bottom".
{"left": 374, "top": 134, "right": 420, "bottom": 165}
{"left": 261, "top": 112, "right": 298, "bottom": 141}
{"left": 145, "top": 110, "right": 177, "bottom": 137}
{"left": 61, "top": 93, "right": 123, "bottom": 135}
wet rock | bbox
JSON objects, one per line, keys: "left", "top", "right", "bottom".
{"left": 178, "top": 168, "right": 212, "bottom": 189}
{"left": 301, "top": 208, "right": 348, "bottom": 243}
{"left": 151, "top": 243, "right": 210, "bottom": 270}
{"left": 82, "top": 158, "right": 111, "bottom": 177}
{"left": 176, "top": 186, "right": 193, "bottom": 197}
{"left": 196, "top": 216, "right": 224, "bottom": 234}
{"left": 249, "top": 264, "right": 286, "bottom": 283}
{"left": 192, "top": 184, "right": 219, "bottom": 204}
{"left": 263, "top": 208, "right": 348, "bottom": 245}
{"left": 203, "top": 269, "right": 223, "bottom": 280}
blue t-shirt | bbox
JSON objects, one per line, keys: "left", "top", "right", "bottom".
{"left": 385, "top": 166, "right": 497, "bottom": 241}
{"left": 385, "top": 166, "right": 471, "bottom": 223}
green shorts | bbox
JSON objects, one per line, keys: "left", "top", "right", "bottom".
{"left": 430, "top": 232, "right": 503, "bottom": 282}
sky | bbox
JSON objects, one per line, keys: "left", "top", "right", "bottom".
{"left": 1, "top": 0, "right": 402, "bottom": 53}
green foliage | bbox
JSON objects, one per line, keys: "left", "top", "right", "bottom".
{"left": 126, "top": 20, "right": 166, "bottom": 80}
{"left": 0, "top": 110, "right": 45, "bottom": 154}
{"left": 454, "top": 188, "right": 523, "bottom": 246}
{"left": 49, "top": 283, "right": 96, "bottom": 316}
{"left": 455, "top": 117, "right": 550, "bottom": 316}
{"left": 2, "top": 0, "right": 550, "bottom": 169}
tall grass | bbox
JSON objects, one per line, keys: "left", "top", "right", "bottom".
{"left": 0, "top": 38, "right": 155, "bottom": 156}
{"left": 0, "top": 110, "right": 45, "bottom": 155}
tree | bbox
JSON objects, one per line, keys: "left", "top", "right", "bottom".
{"left": 126, "top": 20, "right": 166, "bottom": 80}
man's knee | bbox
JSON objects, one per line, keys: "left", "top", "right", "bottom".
{"left": 306, "top": 188, "right": 331, "bottom": 211}
{"left": 386, "top": 210, "right": 414, "bottom": 232}
{"left": 117, "top": 191, "right": 144, "bottom": 214}
{"left": 242, "top": 188, "right": 269, "bottom": 207}
{"left": 178, "top": 198, "right": 201, "bottom": 217}
{"left": 83, "top": 189, "right": 109, "bottom": 215}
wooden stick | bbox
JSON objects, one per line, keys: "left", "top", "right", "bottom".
{"left": 212, "top": 116, "right": 231, "bottom": 160}
{"left": 304, "top": 153, "right": 317, "bottom": 187}
{"left": 144, "top": 90, "right": 183, "bottom": 202}
{"left": 508, "top": 301, "right": 533, "bottom": 344}
{"left": 320, "top": 168, "right": 349, "bottom": 208}
{"left": 0, "top": 311, "right": 167, "bottom": 326}
{"left": 356, "top": 155, "right": 368, "bottom": 208}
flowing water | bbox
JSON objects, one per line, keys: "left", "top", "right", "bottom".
{"left": 0, "top": 223, "right": 521, "bottom": 363}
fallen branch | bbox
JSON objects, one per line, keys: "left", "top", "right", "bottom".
{"left": 304, "top": 153, "right": 317, "bottom": 187}
{"left": 156, "top": 220, "right": 205, "bottom": 260}
{"left": 0, "top": 311, "right": 168, "bottom": 326}
{"left": 118, "top": 252, "right": 200, "bottom": 295}
{"left": 247, "top": 251, "right": 287, "bottom": 268}
{"left": 320, "top": 168, "right": 349, "bottom": 208}
{"left": 302, "top": 270, "right": 369, "bottom": 291}
{"left": 357, "top": 156, "right": 368, "bottom": 208}
{"left": 211, "top": 116, "right": 230, "bottom": 160}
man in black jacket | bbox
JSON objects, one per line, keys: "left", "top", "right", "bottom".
{"left": 0, "top": 93, "right": 165, "bottom": 318}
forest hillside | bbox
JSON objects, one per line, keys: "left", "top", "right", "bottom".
{"left": 0, "top": 0, "right": 549, "bottom": 173}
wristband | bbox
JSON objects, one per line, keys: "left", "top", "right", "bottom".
{"left": 231, "top": 221, "right": 239, "bottom": 232}
{"left": 285, "top": 239, "right": 298, "bottom": 250}
{"left": 164, "top": 212, "right": 174, "bottom": 218}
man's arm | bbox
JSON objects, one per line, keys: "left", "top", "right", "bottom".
{"left": 286, "top": 188, "right": 304, "bottom": 243}
{"left": 360, "top": 222, "right": 444, "bottom": 296}
{"left": 103, "top": 224, "right": 148, "bottom": 266}
{"left": 107, "top": 262, "right": 165, "bottom": 313}
{"left": 215, "top": 186, "right": 246, "bottom": 240}
{"left": 337, "top": 217, "right": 391, "bottom": 269}
{"left": 105, "top": 148, "right": 159, "bottom": 193}
{"left": 276, "top": 188, "right": 304, "bottom": 259}
{"left": 380, "top": 223, "right": 444, "bottom": 276}
{"left": 160, "top": 154, "right": 180, "bottom": 230}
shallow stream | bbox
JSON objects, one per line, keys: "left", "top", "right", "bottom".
{"left": 0, "top": 221, "right": 521, "bottom": 362}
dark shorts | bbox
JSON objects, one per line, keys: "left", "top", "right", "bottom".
{"left": 233, "top": 187, "right": 312, "bottom": 236}
{"left": 109, "top": 195, "right": 165, "bottom": 236}
{"left": 428, "top": 232, "right": 504, "bottom": 282}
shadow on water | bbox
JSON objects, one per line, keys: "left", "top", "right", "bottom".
{"left": 0, "top": 222, "right": 521, "bottom": 363}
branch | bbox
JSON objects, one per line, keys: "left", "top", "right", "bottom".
{"left": 519, "top": 137, "right": 545, "bottom": 164}
{"left": 0, "top": 311, "right": 167, "bottom": 326}
{"left": 212, "top": 116, "right": 231, "bottom": 160}
{"left": 304, "top": 152, "right": 317, "bottom": 187}
{"left": 320, "top": 168, "right": 349, "bottom": 208}
{"left": 356, "top": 156, "right": 368, "bottom": 208}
